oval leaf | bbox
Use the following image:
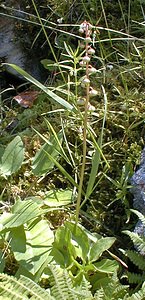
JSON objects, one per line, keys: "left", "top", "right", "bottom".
{"left": 89, "top": 237, "right": 116, "bottom": 263}
{"left": 0, "top": 136, "right": 24, "bottom": 176}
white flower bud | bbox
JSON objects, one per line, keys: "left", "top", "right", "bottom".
{"left": 88, "top": 47, "right": 95, "bottom": 55}
{"left": 81, "top": 77, "right": 90, "bottom": 87}
{"left": 85, "top": 36, "right": 92, "bottom": 43}
{"left": 79, "top": 28, "right": 84, "bottom": 34}
{"left": 88, "top": 103, "right": 95, "bottom": 111}
{"left": 79, "top": 60, "right": 86, "bottom": 67}
{"left": 88, "top": 65, "right": 97, "bottom": 74}
{"left": 89, "top": 88, "right": 98, "bottom": 97}
{"left": 83, "top": 55, "right": 90, "bottom": 63}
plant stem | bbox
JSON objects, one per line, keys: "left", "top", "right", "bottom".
{"left": 75, "top": 25, "right": 90, "bottom": 224}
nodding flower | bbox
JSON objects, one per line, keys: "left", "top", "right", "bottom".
{"left": 89, "top": 87, "right": 98, "bottom": 97}
{"left": 82, "top": 55, "right": 91, "bottom": 63}
{"left": 79, "top": 21, "right": 93, "bottom": 34}
{"left": 81, "top": 76, "right": 90, "bottom": 87}
{"left": 88, "top": 65, "right": 97, "bottom": 74}
{"left": 88, "top": 47, "right": 95, "bottom": 55}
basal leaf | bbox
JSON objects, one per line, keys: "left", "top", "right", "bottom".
{"left": 10, "top": 225, "right": 26, "bottom": 253}
{"left": 94, "top": 259, "right": 119, "bottom": 274}
{"left": 0, "top": 136, "right": 24, "bottom": 176}
{"left": 52, "top": 225, "right": 75, "bottom": 267}
{"left": 1, "top": 200, "right": 42, "bottom": 230}
{"left": 10, "top": 218, "right": 54, "bottom": 275}
{"left": 66, "top": 222, "right": 90, "bottom": 261}
{"left": 89, "top": 237, "right": 116, "bottom": 263}
{"left": 43, "top": 189, "right": 72, "bottom": 207}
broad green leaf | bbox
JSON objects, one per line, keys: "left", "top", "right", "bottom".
{"left": 10, "top": 218, "right": 54, "bottom": 275}
{"left": 66, "top": 222, "right": 90, "bottom": 261}
{"left": 94, "top": 259, "right": 119, "bottom": 273}
{"left": 32, "top": 132, "right": 62, "bottom": 176}
{"left": 52, "top": 225, "right": 75, "bottom": 267}
{"left": 89, "top": 237, "right": 116, "bottom": 263}
{"left": 4, "top": 63, "right": 73, "bottom": 111}
{"left": 1, "top": 200, "right": 42, "bottom": 229}
{"left": 10, "top": 225, "right": 26, "bottom": 253}
{"left": 0, "top": 136, "right": 24, "bottom": 176}
{"left": 43, "top": 189, "right": 72, "bottom": 207}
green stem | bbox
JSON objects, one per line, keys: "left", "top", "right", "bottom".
{"left": 75, "top": 24, "right": 90, "bottom": 224}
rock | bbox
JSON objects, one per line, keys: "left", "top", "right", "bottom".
{"left": 130, "top": 147, "right": 145, "bottom": 215}
{"left": 0, "top": 1, "right": 46, "bottom": 83}
{"left": 130, "top": 147, "right": 145, "bottom": 253}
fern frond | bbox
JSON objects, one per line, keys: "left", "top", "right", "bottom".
{"left": 123, "top": 230, "right": 145, "bottom": 254}
{"left": 125, "top": 250, "right": 145, "bottom": 271}
{"left": 93, "top": 287, "right": 105, "bottom": 300}
{"left": 128, "top": 282, "right": 145, "bottom": 300}
{"left": 0, "top": 273, "right": 54, "bottom": 300}
{"left": 127, "top": 271, "right": 145, "bottom": 284}
{"left": 131, "top": 210, "right": 145, "bottom": 227}
{"left": 93, "top": 272, "right": 129, "bottom": 300}
{"left": 75, "top": 275, "right": 93, "bottom": 299}
{"left": 48, "top": 265, "right": 79, "bottom": 300}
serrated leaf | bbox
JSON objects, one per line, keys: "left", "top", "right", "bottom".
{"left": 0, "top": 136, "right": 24, "bottom": 176}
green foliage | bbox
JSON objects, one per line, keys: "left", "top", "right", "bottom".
{"left": 0, "top": 199, "right": 54, "bottom": 278}
{"left": 0, "top": 136, "right": 24, "bottom": 177}
{"left": 123, "top": 230, "right": 145, "bottom": 256}
{"left": 128, "top": 282, "right": 145, "bottom": 300}
{"left": 51, "top": 221, "right": 118, "bottom": 290}
{"left": 3, "top": 64, "right": 73, "bottom": 111}
{"left": 93, "top": 272, "right": 129, "bottom": 300}
{"left": 43, "top": 189, "right": 73, "bottom": 207}
{"left": 122, "top": 210, "right": 145, "bottom": 285}
{"left": 1, "top": 0, "right": 145, "bottom": 298}
{"left": 47, "top": 265, "right": 80, "bottom": 300}
{"left": 0, "top": 266, "right": 145, "bottom": 300}
{"left": 0, "top": 273, "right": 54, "bottom": 300}
{"left": 32, "top": 131, "right": 63, "bottom": 176}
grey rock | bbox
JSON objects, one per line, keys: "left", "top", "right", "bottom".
{"left": 0, "top": 3, "right": 45, "bottom": 82}
{"left": 130, "top": 147, "right": 145, "bottom": 252}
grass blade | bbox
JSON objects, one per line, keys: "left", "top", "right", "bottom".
{"left": 3, "top": 63, "right": 73, "bottom": 111}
